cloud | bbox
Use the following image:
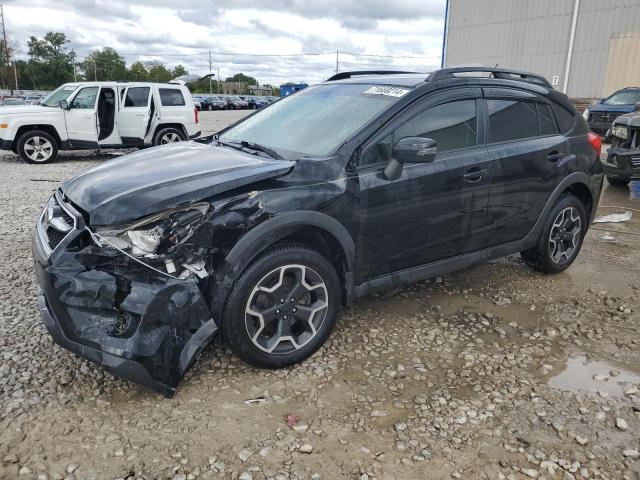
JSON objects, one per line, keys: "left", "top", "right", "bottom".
{"left": 5, "top": 0, "right": 445, "bottom": 86}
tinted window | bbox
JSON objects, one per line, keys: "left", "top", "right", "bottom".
{"left": 487, "top": 99, "right": 538, "bottom": 143}
{"left": 70, "top": 87, "right": 99, "bottom": 109}
{"left": 537, "top": 103, "right": 556, "bottom": 136}
{"left": 361, "top": 100, "right": 477, "bottom": 167}
{"left": 159, "top": 88, "right": 185, "bottom": 106}
{"left": 395, "top": 100, "right": 477, "bottom": 152}
{"left": 124, "top": 87, "right": 150, "bottom": 107}
{"left": 551, "top": 102, "right": 576, "bottom": 134}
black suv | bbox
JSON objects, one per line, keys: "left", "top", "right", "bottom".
{"left": 33, "top": 67, "right": 603, "bottom": 395}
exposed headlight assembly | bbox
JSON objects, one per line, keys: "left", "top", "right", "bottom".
{"left": 94, "top": 203, "right": 210, "bottom": 258}
{"left": 612, "top": 125, "right": 629, "bottom": 140}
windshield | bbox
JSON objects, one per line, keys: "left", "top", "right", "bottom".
{"left": 603, "top": 90, "right": 640, "bottom": 106}
{"left": 41, "top": 85, "right": 78, "bottom": 107}
{"left": 219, "top": 84, "right": 407, "bottom": 158}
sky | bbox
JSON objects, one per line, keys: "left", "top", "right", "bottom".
{"left": 5, "top": 0, "right": 447, "bottom": 85}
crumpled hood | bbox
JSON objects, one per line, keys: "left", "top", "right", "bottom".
{"left": 612, "top": 110, "right": 640, "bottom": 127}
{"left": 62, "top": 141, "right": 295, "bottom": 225}
{"left": 0, "top": 105, "right": 56, "bottom": 115}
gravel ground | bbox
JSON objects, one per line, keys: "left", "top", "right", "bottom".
{"left": 1, "top": 111, "right": 639, "bottom": 480}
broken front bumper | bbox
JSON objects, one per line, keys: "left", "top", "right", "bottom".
{"left": 604, "top": 147, "right": 640, "bottom": 180}
{"left": 32, "top": 194, "right": 217, "bottom": 396}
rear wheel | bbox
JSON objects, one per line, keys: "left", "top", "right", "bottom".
{"left": 17, "top": 130, "right": 58, "bottom": 164}
{"left": 521, "top": 194, "right": 586, "bottom": 274}
{"left": 222, "top": 244, "right": 341, "bottom": 368}
{"left": 153, "top": 127, "right": 186, "bottom": 146}
{"left": 607, "top": 176, "right": 629, "bottom": 187}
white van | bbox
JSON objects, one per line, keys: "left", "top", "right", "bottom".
{"left": 0, "top": 80, "right": 200, "bottom": 164}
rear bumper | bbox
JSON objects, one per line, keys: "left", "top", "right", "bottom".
{"left": 604, "top": 147, "right": 640, "bottom": 180}
{"left": 32, "top": 222, "right": 218, "bottom": 396}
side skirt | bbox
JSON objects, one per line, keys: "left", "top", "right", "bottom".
{"left": 354, "top": 236, "right": 535, "bottom": 298}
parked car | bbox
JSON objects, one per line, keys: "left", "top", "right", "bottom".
{"left": 24, "top": 95, "right": 45, "bottom": 105}
{"left": 193, "top": 98, "right": 203, "bottom": 111}
{"left": 1, "top": 96, "right": 25, "bottom": 106}
{"left": 584, "top": 87, "right": 640, "bottom": 138}
{"left": 253, "top": 96, "right": 271, "bottom": 109}
{"left": 194, "top": 95, "right": 214, "bottom": 111}
{"left": 32, "top": 67, "right": 602, "bottom": 395}
{"left": 224, "top": 95, "right": 248, "bottom": 109}
{"left": 604, "top": 103, "right": 640, "bottom": 185}
{"left": 206, "top": 96, "right": 227, "bottom": 110}
{"left": 0, "top": 80, "right": 200, "bottom": 164}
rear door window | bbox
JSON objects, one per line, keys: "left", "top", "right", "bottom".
{"left": 487, "top": 99, "right": 538, "bottom": 143}
{"left": 159, "top": 88, "right": 185, "bottom": 106}
{"left": 537, "top": 103, "right": 557, "bottom": 136}
{"left": 124, "top": 87, "right": 150, "bottom": 107}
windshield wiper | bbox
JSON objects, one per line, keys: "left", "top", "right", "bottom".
{"left": 215, "top": 139, "right": 283, "bottom": 160}
{"left": 239, "top": 141, "right": 283, "bottom": 160}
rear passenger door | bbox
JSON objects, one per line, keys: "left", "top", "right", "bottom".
{"left": 118, "top": 86, "right": 151, "bottom": 145}
{"left": 482, "top": 88, "right": 569, "bottom": 245}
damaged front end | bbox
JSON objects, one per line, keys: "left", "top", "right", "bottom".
{"left": 605, "top": 115, "right": 640, "bottom": 180}
{"left": 32, "top": 190, "right": 217, "bottom": 396}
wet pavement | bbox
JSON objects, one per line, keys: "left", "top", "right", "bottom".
{"left": 0, "top": 113, "right": 638, "bottom": 479}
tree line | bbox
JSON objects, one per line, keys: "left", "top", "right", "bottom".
{"left": 1, "top": 32, "right": 276, "bottom": 94}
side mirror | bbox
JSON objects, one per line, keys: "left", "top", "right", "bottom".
{"left": 590, "top": 98, "right": 603, "bottom": 106}
{"left": 384, "top": 137, "right": 437, "bottom": 180}
{"left": 59, "top": 100, "right": 69, "bottom": 110}
{"left": 634, "top": 102, "right": 640, "bottom": 112}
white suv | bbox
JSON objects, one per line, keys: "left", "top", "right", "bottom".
{"left": 0, "top": 81, "right": 200, "bottom": 164}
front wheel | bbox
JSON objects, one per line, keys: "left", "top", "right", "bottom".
{"left": 222, "top": 244, "right": 341, "bottom": 368}
{"left": 153, "top": 127, "right": 186, "bottom": 146}
{"left": 521, "top": 194, "right": 587, "bottom": 274}
{"left": 17, "top": 130, "right": 58, "bottom": 164}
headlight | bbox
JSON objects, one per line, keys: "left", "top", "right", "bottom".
{"left": 611, "top": 125, "right": 629, "bottom": 140}
{"left": 94, "top": 203, "right": 210, "bottom": 257}
{"left": 582, "top": 108, "right": 589, "bottom": 120}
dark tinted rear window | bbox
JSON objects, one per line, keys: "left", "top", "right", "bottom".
{"left": 159, "top": 88, "right": 185, "bottom": 106}
{"left": 487, "top": 99, "right": 538, "bottom": 143}
{"left": 124, "top": 87, "right": 150, "bottom": 107}
{"left": 538, "top": 103, "right": 556, "bottom": 136}
{"left": 551, "top": 102, "right": 576, "bottom": 134}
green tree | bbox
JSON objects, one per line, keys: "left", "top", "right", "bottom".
{"left": 172, "top": 64, "right": 188, "bottom": 78}
{"left": 127, "top": 61, "right": 148, "bottom": 81}
{"left": 225, "top": 73, "right": 258, "bottom": 85}
{"left": 79, "top": 47, "right": 126, "bottom": 81}
{"left": 27, "top": 32, "right": 75, "bottom": 90}
{"left": 145, "top": 61, "right": 172, "bottom": 82}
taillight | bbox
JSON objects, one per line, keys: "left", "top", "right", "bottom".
{"left": 587, "top": 132, "right": 601, "bottom": 156}
{"left": 194, "top": 108, "right": 199, "bottom": 124}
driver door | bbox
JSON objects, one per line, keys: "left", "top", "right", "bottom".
{"left": 65, "top": 86, "right": 99, "bottom": 148}
{"left": 355, "top": 90, "right": 491, "bottom": 279}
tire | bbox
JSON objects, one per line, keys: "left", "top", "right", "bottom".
{"left": 607, "top": 176, "right": 629, "bottom": 187}
{"left": 520, "top": 194, "right": 587, "bottom": 274}
{"left": 153, "top": 127, "right": 186, "bottom": 146}
{"left": 17, "top": 130, "right": 58, "bottom": 164}
{"left": 222, "top": 244, "right": 341, "bottom": 368}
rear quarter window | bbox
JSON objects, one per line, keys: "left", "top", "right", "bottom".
{"left": 159, "top": 88, "right": 186, "bottom": 106}
{"left": 551, "top": 102, "right": 582, "bottom": 134}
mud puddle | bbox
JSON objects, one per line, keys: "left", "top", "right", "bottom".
{"left": 548, "top": 355, "right": 640, "bottom": 397}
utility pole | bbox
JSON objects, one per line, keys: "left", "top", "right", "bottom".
{"left": 208, "top": 50, "right": 212, "bottom": 94}
{"left": 71, "top": 49, "right": 77, "bottom": 82}
{"left": 335, "top": 50, "right": 339, "bottom": 73}
{"left": 0, "top": 4, "right": 12, "bottom": 93}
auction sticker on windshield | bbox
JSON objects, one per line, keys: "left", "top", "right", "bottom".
{"left": 363, "top": 86, "right": 410, "bottom": 97}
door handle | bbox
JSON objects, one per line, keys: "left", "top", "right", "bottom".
{"left": 463, "top": 167, "right": 487, "bottom": 183}
{"left": 547, "top": 150, "right": 565, "bottom": 163}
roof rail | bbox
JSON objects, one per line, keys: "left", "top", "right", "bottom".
{"left": 427, "top": 67, "right": 552, "bottom": 88}
{"left": 326, "top": 70, "right": 419, "bottom": 82}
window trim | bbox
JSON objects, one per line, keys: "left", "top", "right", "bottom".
{"left": 356, "top": 94, "right": 482, "bottom": 170}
